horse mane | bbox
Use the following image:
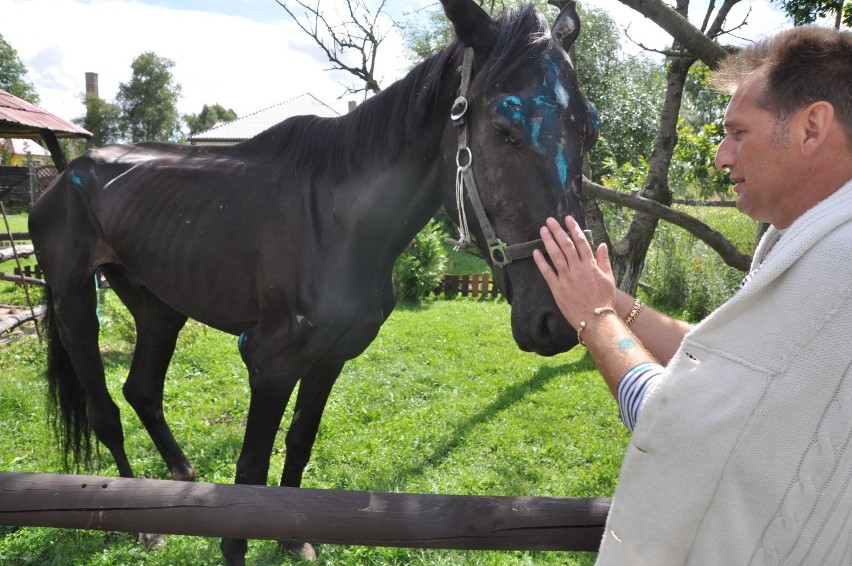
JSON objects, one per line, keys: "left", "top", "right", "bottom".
{"left": 246, "top": 4, "right": 551, "bottom": 181}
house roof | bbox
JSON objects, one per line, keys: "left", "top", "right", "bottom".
{"left": 189, "top": 93, "right": 340, "bottom": 143}
{"left": 1, "top": 138, "right": 51, "bottom": 157}
{"left": 0, "top": 89, "right": 92, "bottom": 139}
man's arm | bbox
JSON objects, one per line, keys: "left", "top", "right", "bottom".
{"left": 613, "top": 290, "right": 692, "bottom": 366}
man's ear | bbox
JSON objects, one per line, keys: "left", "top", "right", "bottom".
{"left": 799, "top": 101, "right": 835, "bottom": 155}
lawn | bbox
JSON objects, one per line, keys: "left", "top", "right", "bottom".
{"left": 0, "top": 292, "right": 626, "bottom": 565}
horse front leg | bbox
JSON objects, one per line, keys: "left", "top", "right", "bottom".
{"left": 220, "top": 331, "right": 301, "bottom": 566}
{"left": 276, "top": 359, "right": 345, "bottom": 560}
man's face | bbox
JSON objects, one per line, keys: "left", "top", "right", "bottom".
{"left": 715, "top": 72, "right": 803, "bottom": 228}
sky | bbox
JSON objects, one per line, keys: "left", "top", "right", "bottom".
{"left": 0, "top": 0, "right": 791, "bottom": 132}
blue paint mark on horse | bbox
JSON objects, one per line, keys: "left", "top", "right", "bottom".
{"left": 69, "top": 170, "right": 87, "bottom": 188}
{"left": 555, "top": 146, "right": 568, "bottom": 185}
{"left": 238, "top": 332, "right": 248, "bottom": 350}
{"left": 493, "top": 53, "right": 575, "bottom": 187}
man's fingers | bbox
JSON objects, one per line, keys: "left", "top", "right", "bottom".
{"left": 564, "top": 216, "right": 593, "bottom": 261}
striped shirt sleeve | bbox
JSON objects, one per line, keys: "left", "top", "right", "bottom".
{"left": 617, "top": 362, "right": 665, "bottom": 432}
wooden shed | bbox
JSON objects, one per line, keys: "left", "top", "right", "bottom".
{"left": 0, "top": 88, "right": 91, "bottom": 172}
{"left": 0, "top": 89, "right": 91, "bottom": 207}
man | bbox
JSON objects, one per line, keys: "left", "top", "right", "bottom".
{"left": 534, "top": 26, "right": 852, "bottom": 564}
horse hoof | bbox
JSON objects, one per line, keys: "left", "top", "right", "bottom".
{"left": 137, "top": 532, "right": 167, "bottom": 551}
{"left": 279, "top": 540, "right": 317, "bottom": 562}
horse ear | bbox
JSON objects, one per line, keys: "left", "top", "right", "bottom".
{"left": 440, "top": 0, "right": 498, "bottom": 52}
{"left": 552, "top": 0, "right": 581, "bottom": 52}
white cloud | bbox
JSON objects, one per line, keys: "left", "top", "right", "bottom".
{"left": 0, "top": 0, "right": 412, "bottom": 124}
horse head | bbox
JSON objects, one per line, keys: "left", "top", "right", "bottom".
{"left": 440, "top": 0, "right": 599, "bottom": 355}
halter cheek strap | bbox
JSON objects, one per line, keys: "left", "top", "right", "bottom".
{"left": 447, "top": 47, "right": 593, "bottom": 292}
{"left": 448, "top": 48, "right": 550, "bottom": 291}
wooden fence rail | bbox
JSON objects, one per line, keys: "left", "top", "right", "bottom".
{"left": 0, "top": 231, "right": 31, "bottom": 242}
{"left": 0, "top": 472, "right": 610, "bottom": 552}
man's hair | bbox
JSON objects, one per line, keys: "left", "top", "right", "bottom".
{"left": 710, "top": 26, "right": 852, "bottom": 142}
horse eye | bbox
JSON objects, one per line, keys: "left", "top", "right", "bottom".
{"left": 493, "top": 124, "right": 521, "bottom": 147}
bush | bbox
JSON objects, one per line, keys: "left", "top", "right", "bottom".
{"left": 393, "top": 219, "right": 448, "bottom": 302}
{"left": 642, "top": 207, "right": 755, "bottom": 321}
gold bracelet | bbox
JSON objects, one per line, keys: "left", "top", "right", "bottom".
{"left": 624, "top": 298, "right": 645, "bottom": 327}
{"left": 578, "top": 306, "right": 619, "bottom": 346}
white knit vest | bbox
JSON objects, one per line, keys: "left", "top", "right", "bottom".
{"left": 597, "top": 179, "right": 852, "bottom": 565}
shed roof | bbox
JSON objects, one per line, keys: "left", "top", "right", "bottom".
{"left": 189, "top": 93, "right": 340, "bottom": 143}
{"left": 0, "top": 89, "right": 92, "bottom": 139}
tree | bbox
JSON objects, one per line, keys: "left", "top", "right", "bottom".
{"left": 75, "top": 93, "right": 122, "bottom": 148}
{"left": 116, "top": 52, "right": 182, "bottom": 142}
{"left": 0, "top": 34, "right": 39, "bottom": 104}
{"left": 184, "top": 103, "right": 237, "bottom": 136}
{"left": 774, "top": 0, "right": 851, "bottom": 28}
{"left": 276, "top": 0, "right": 394, "bottom": 96}
{"left": 572, "top": 5, "right": 666, "bottom": 182}
{"left": 545, "top": 0, "right": 754, "bottom": 293}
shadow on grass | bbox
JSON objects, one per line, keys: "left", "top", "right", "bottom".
{"left": 385, "top": 358, "right": 594, "bottom": 488}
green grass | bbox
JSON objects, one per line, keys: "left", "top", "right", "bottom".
{"left": 443, "top": 243, "right": 489, "bottom": 276}
{"left": 0, "top": 293, "right": 624, "bottom": 565}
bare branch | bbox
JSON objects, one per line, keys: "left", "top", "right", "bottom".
{"left": 276, "top": 0, "right": 390, "bottom": 94}
{"left": 583, "top": 179, "right": 752, "bottom": 272}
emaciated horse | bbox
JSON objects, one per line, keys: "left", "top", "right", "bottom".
{"left": 29, "top": 0, "right": 598, "bottom": 563}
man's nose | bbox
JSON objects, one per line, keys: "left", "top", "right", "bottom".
{"left": 715, "top": 136, "right": 733, "bottom": 171}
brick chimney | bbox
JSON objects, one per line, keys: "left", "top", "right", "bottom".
{"left": 85, "top": 72, "right": 99, "bottom": 98}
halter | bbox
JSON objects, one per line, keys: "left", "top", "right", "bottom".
{"left": 448, "top": 48, "right": 592, "bottom": 292}
{"left": 448, "top": 48, "right": 546, "bottom": 291}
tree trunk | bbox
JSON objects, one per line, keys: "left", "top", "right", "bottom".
{"left": 609, "top": 1, "right": 696, "bottom": 295}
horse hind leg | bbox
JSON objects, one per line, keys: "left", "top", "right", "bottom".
{"left": 44, "top": 274, "right": 134, "bottom": 477}
{"left": 106, "top": 274, "right": 194, "bottom": 482}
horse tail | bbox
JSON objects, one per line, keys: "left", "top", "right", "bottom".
{"left": 43, "top": 285, "right": 93, "bottom": 471}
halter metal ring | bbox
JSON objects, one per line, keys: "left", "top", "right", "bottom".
{"left": 456, "top": 147, "right": 472, "bottom": 171}
{"left": 489, "top": 240, "right": 511, "bottom": 266}
{"left": 451, "top": 96, "right": 469, "bottom": 121}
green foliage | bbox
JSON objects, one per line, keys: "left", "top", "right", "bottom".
{"left": 0, "top": 294, "right": 623, "bottom": 565}
{"left": 642, "top": 206, "right": 757, "bottom": 321}
{"left": 184, "top": 103, "right": 238, "bottom": 136}
{"left": 393, "top": 219, "right": 448, "bottom": 302}
{"left": 599, "top": 156, "right": 649, "bottom": 241}
{"left": 572, "top": 7, "right": 666, "bottom": 182}
{"left": 774, "top": 0, "right": 851, "bottom": 27}
{"left": 0, "top": 34, "right": 39, "bottom": 104}
{"left": 0, "top": 213, "right": 43, "bottom": 307}
{"left": 75, "top": 93, "right": 122, "bottom": 148}
{"left": 681, "top": 62, "right": 729, "bottom": 129}
{"left": 116, "top": 52, "right": 183, "bottom": 142}
{"left": 670, "top": 119, "right": 731, "bottom": 199}
{"left": 404, "top": 10, "right": 453, "bottom": 62}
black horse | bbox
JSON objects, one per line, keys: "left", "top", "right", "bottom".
{"left": 29, "top": 0, "right": 598, "bottom": 563}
